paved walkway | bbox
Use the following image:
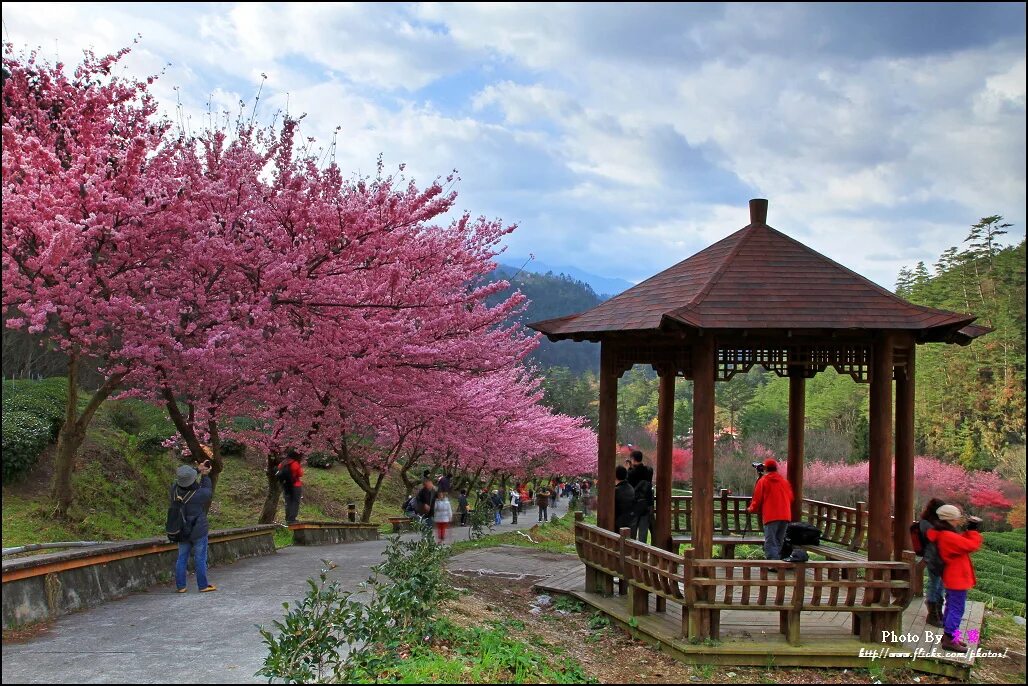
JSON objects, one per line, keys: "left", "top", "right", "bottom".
{"left": 1, "top": 499, "right": 569, "bottom": 684}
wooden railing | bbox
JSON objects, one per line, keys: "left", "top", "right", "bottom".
{"left": 670, "top": 490, "right": 762, "bottom": 535}
{"left": 671, "top": 493, "right": 872, "bottom": 550}
{"left": 574, "top": 513, "right": 916, "bottom": 645}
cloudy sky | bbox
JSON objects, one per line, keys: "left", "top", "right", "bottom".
{"left": 3, "top": 2, "right": 1025, "bottom": 289}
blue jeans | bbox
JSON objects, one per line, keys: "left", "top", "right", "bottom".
{"left": 494, "top": 509, "right": 502, "bottom": 525}
{"left": 175, "top": 536, "right": 209, "bottom": 590}
{"left": 943, "top": 588, "right": 967, "bottom": 636}
{"left": 763, "top": 520, "right": 789, "bottom": 560}
{"left": 926, "top": 570, "right": 944, "bottom": 604}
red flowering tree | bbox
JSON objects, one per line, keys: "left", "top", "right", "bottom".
{"left": 2, "top": 44, "right": 184, "bottom": 514}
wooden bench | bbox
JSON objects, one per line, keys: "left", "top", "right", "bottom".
{"left": 671, "top": 493, "right": 923, "bottom": 590}
{"left": 670, "top": 490, "right": 765, "bottom": 558}
{"left": 574, "top": 514, "right": 917, "bottom": 646}
{"left": 684, "top": 552, "right": 916, "bottom": 645}
{"left": 387, "top": 516, "right": 412, "bottom": 533}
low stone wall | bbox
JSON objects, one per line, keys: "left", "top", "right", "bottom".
{"left": 289, "top": 521, "right": 380, "bottom": 546}
{"left": 1, "top": 525, "right": 276, "bottom": 629}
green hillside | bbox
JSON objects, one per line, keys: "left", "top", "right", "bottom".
{"left": 1, "top": 380, "right": 407, "bottom": 548}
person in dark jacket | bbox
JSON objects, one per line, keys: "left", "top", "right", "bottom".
{"left": 457, "top": 489, "right": 470, "bottom": 527}
{"left": 416, "top": 476, "right": 437, "bottom": 529}
{"left": 490, "top": 489, "right": 503, "bottom": 525}
{"left": 917, "top": 498, "right": 947, "bottom": 627}
{"left": 172, "top": 463, "right": 216, "bottom": 593}
{"left": 747, "top": 458, "right": 794, "bottom": 566}
{"left": 614, "top": 466, "right": 636, "bottom": 531}
{"left": 627, "top": 450, "right": 654, "bottom": 543}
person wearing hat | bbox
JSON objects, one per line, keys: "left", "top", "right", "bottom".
{"left": 927, "top": 504, "right": 982, "bottom": 652}
{"left": 747, "top": 458, "right": 794, "bottom": 568}
{"left": 171, "top": 462, "right": 216, "bottom": 593}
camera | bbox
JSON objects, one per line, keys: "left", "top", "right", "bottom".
{"left": 966, "top": 516, "right": 982, "bottom": 532}
{"left": 751, "top": 461, "right": 766, "bottom": 475}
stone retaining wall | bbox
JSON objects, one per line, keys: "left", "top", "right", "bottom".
{"left": 289, "top": 522, "right": 380, "bottom": 546}
{"left": 1, "top": 525, "right": 276, "bottom": 628}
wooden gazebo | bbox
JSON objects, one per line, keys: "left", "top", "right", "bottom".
{"left": 530, "top": 199, "right": 988, "bottom": 649}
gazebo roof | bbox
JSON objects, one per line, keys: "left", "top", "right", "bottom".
{"left": 529, "top": 199, "right": 984, "bottom": 344}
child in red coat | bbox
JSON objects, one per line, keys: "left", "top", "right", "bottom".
{"left": 926, "top": 504, "right": 982, "bottom": 653}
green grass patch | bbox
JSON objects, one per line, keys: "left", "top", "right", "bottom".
{"left": 447, "top": 511, "right": 592, "bottom": 557}
{"left": 2, "top": 385, "right": 411, "bottom": 548}
{"left": 374, "top": 618, "right": 595, "bottom": 684}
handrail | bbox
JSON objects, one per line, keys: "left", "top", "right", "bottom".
{"left": 3, "top": 541, "right": 105, "bottom": 557}
{"left": 670, "top": 493, "right": 884, "bottom": 552}
{"left": 573, "top": 518, "right": 916, "bottom": 645}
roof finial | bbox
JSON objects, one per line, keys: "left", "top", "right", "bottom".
{"left": 749, "top": 198, "right": 768, "bottom": 226}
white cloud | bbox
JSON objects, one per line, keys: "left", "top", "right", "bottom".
{"left": 3, "top": 2, "right": 1024, "bottom": 290}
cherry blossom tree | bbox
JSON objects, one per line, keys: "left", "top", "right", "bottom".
{"left": 2, "top": 43, "right": 184, "bottom": 515}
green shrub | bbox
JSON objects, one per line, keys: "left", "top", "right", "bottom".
{"left": 306, "top": 451, "right": 333, "bottom": 469}
{"left": 107, "top": 401, "right": 142, "bottom": 435}
{"left": 984, "top": 530, "right": 1026, "bottom": 554}
{"left": 137, "top": 427, "right": 172, "bottom": 455}
{"left": 2, "top": 378, "right": 68, "bottom": 438}
{"left": 2, "top": 410, "right": 51, "bottom": 480}
{"left": 258, "top": 532, "right": 451, "bottom": 683}
{"left": 219, "top": 437, "right": 246, "bottom": 457}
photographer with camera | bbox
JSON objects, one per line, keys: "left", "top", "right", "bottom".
{"left": 746, "top": 458, "right": 793, "bottom": 570}
{"left": 926, "top": 505, "right": 983, "bottom": 653}
{"left": 169, "top": 462, "right": 217, "bottom": 594}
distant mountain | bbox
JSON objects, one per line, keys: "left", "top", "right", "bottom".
{"left": 501, "top": 259, "right": 634, "bottom": 298}
{"left": 490, "top": 265, "right": 603, "bottom": 373}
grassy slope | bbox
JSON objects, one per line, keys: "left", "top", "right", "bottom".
{"left": 1, "top": 396, "right": 407, "bottom": 548}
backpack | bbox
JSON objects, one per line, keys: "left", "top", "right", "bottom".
{"left": 785, "top": 521, "right": 821, "bottom": 546}
{"left": 275, "top": 459, "right": 294, "bottom": 491}
{"left": 909, "top": 521, "right": 925, "bottom": 556}
{"left": 634, "top": 480, "right": 654, "bottom": 513}
{"left": 166, "top": 486, "right": 198, "bottom": 543}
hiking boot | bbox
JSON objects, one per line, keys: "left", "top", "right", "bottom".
{"left": 926, "top": 602, "right": 944, "bottom": 628}
{"left": 199, "top": 585, "right": 218, "bottom": 593}
{"left": 941, "top": 633, "right": 967, "bottom": 652}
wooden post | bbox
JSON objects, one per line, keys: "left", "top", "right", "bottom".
{"left": 894, "top": 343, "right": 915, "bottom": 560}
{"left": 597, "top": 342, "right": 619, "bottom": 533}
{"left": 869, "top": 334, "right": 894, "bottom": 642}
{"left": 655, "top": 370, "right": 675, "bottom": 613}
{"left": 691, "top": 336, "right": 716, "bottom": 639}
{"left": 655, "top": 371, "right": 675, "bottom": 552}
{"left": 618, "top": 527, "right": 630, "bottom": 596}
{"left": 868, "top": 333, "right": 894, "bottom": 563}
{"left": 691, "top": 336, "right": 716, "bottom": 560}
{"left": 787, "top": 370, "right": 806, "bottom": 522}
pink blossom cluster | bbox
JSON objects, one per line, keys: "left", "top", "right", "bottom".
{"left": 1, "top": 43, "right": 597, "bottom": 515}
{"left": 799, "top": 455, "right": 1019, "bottom": 519}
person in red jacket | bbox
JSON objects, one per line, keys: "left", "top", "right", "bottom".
{"left": 747, "top": 458, "right": 794, "bottom": 568}
{"left": 926, "top": 504, "right": 983, "bottom": 652}
{"left": 281, "top": 449, "right": 306, "bottom": 524}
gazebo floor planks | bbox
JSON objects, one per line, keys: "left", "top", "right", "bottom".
{"left": 535, "top": 564, "right": 982, "bottom": 679}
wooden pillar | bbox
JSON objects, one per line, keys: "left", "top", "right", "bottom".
{"left": 597, "top": 342, "right": 619, "bottom": 532}
{"left": 894, "top": 343, "right": 916, "bottom": 559}
{"left": 655, "top": 371, "right": 675, "bottom": 552}
{"left": 691, "top": 336, "right": 716, "bottom": 639}
{"left": 867, "top": 333, "right": 894, "bottom": 564}
{"left": 654, "top": 369, "right": 675, "bottom": 614}
{"left": 787, "top": 370, "right": 805, "bottom": 522}
{"left": 691, "top": 336, "right": 715, "bottom": 560}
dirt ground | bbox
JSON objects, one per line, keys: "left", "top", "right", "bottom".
{"left": 441, "top": 568, "right": 1021, "bottom": 685}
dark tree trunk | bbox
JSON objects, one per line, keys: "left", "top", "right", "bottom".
{"left": 259, "top": 456, "right": 281, "bottom": 524}
{"left": 52, "top": 352, "right": 124, "bottom": 518}
{"left": 206, "top": 418, "right": 225, "bottom": 493}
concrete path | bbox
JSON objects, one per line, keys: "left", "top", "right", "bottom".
{"left": 1, "top": 499, "right": 568, "bottom": 684}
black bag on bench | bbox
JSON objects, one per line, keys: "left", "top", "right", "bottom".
{"left": 785, "top": 521, "right": 821, "bottom": 546}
